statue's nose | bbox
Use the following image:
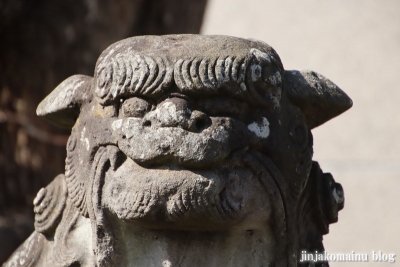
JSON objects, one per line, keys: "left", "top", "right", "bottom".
{"left": 142, "top": 97, "right": 209, "bottom": 132}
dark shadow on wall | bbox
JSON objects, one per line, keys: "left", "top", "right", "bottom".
{"left": 0, "top": 0, "right": 207, "bottom": 262}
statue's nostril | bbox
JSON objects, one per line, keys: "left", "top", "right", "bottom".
{"left": 189, "top": 110, "right": 210, "bottom": 132}
{"left": 143, "top": 120, "right": 151, "bottom": 127}
{"left": 195, "top": 116, "right": 209, "bottom": 131}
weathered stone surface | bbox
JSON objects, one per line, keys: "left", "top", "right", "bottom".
{"left": 3, "top": 35, "right": 352, "bottom": 267}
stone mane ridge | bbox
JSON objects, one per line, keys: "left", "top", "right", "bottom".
{"left": 94, "top": 35, "right": 284, "bottom": 108}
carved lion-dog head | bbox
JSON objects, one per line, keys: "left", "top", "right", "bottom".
{"left": 33, "top": 35, "right": 351, "bottom": 266}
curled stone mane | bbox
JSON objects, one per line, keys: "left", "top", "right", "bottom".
{"left": 94, "top": 35, "right": 284, "bottom": 108}
{"left": 65, "top": 133, "right": 89, "bottom": 217}
{"left": 95, "top": 55, "right": 174, "bottom": 103}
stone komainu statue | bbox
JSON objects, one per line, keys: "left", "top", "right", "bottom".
{"left": 4, "top": 35, "right": 352, "bottom": 267}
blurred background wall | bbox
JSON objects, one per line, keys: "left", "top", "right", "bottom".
{"left": 0, "top": 0, "right": 207, "bottom": 261}
{"left": 202, "top": 0, "right": 400, "bottom": 266}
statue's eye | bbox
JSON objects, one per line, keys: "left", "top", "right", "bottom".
{"left": 120, "top": 97, "right": 152, "bottom": 118}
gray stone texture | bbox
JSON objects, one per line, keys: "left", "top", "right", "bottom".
{"left": 3, "top": 35, "right": 351, "bottom": 266}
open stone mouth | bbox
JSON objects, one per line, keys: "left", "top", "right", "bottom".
{"left": 101, "top": 147, "right": 265, "bottom": 225}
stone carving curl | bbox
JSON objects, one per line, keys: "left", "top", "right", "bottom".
{"left": 173, "top": 48, "right": 282, "bottom": 108}
{"left": 49, "top": 203, "right": 80, "bottom": 266}
{"left": 173, "top": 56, "right": 247, "bottom": 93}
{"left": 65, "top": 134, "right": 89, "bottom": 217}
{"left": 94, "top": 48, "right": 282, "bottom": 108}
{"left": 87, "top": 146, "right": 121, "bottom": 267}
{"left": 33, "top": 174, "right": 67, "bottom": 235}
{"left": 296, "top": 161, "right": 345, "bottom": 266}
{"left": 95, "top": 54, "right": 174, "bottom": 104}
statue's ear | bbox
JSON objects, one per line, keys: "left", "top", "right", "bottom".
{"left": 284, "top": 70, "right": 352, "bottom": 129}
{"left": 36, "top": 75, "right": 93, "bottom": 129}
